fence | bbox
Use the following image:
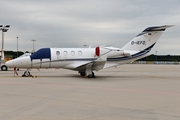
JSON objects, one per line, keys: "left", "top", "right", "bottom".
{"left": 133, "top": 61, "right": 180, "bottom": 65}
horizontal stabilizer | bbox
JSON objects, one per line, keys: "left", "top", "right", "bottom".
{"left": 143, "top": 25, "right": 174, "bottom": 32}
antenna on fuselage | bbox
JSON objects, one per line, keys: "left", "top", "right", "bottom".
{"left": 83, "top": 44, "right": 92, "bottom": 48}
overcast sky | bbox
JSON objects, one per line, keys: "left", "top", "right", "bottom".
{"left": 1, "top": 0, "right": 180, "bottom": 55}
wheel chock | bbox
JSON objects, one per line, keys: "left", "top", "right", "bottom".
{"left": 32, "top": 75, "right": 37, "bottom": 78}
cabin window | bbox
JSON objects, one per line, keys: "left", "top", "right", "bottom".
{"left": 56, "top": 51, "right": 60, "bottom": 56}
{"left": 63, "top": 51, "right": 68, "bottom": 56}
{"left": 71, "top": 51, "right": 75, "bottom": 56}
{"left": 78, "top": 51, "right": 82, "bottom": 56}
{"left": 56, "top": 51, "right": 60, "bottom": 59}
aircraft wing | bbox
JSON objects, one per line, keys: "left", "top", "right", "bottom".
{"left": 91, "top": 60, "right": 106, "bottom": 71}
{"left": 92, "top": 54, "right": 107, "bottom": 71}
{"left": 67, "top": 55, "right": 107, "bottom": 72}
{"left": 65, "top": 61, "right": 93, "bottom": 70}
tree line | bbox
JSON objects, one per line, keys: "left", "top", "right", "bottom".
{"left": 138, "top": 54, "right": 180, "bottom": 61}
{"left": 4, "top": 51, "right": 24, "bottom": 59}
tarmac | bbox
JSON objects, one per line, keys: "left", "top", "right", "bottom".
{"left": 0, "top": 64, "right": 180, "bottom": 120}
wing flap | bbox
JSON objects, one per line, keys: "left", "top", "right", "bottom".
{"left": 92, "top": 60, "right": 106, "bottom": 71}
{"left": 65, "top": 61, "right": 92, "bottom": 69}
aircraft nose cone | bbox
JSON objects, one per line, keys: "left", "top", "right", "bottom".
{"left": 5, "top": 60, "right": 15, "bottom": 68}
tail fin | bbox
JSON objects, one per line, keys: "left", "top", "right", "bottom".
{"left": 122, "top": 25, "right": 173, "bottom": 51}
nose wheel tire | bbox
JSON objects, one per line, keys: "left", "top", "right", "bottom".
{"left": 23, "top": 71, "right": 30, "bottom": 77}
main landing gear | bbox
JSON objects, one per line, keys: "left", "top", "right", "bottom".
{"left": 79, "top": 63, "right": 95, "bottom": 78}
{"left": 79, "top": 71, "right": 95, "bottom": 78}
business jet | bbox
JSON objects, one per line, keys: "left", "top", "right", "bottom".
{"left": 6, "top": 25, "right": 173, "bottom": 78}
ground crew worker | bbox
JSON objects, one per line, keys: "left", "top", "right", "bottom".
{"left": 14, "top": 67, "right": 18, "bottom": 76}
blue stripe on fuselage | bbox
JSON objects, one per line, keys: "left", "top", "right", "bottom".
{"left": 107, "top": 43, "right": 155, "bottom": 61}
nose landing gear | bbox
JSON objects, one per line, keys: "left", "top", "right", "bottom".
{"left": 22, "top": 69, "right": 31, "bottom": 77}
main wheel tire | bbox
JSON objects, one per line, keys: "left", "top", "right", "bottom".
{"left": 88, "top": 72, "right": 95, "bottom": 78}
{"left": 1, "top": 65, "right": 8, "bottom": 71}
{"left": 79, "top": 72, "right": 86, "bottom": 76}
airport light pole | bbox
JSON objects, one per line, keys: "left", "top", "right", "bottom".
{"left": 31, "top": 39, "right": 36, "bottom": 53}
{"left": 17, "top": 36, "right": 18, "bottom": 58}
{"left": 0, "top": 25, "right": 10, "bottom": 60}
{"left": 155, "top": 51, "right": 158, "bottom": 64}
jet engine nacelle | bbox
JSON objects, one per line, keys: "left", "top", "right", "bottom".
{"left": 106, "top": 50, "right": 131, "bottom": 58}
{"left": 95, "top": 46, "right": 130, "bottom": 58}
